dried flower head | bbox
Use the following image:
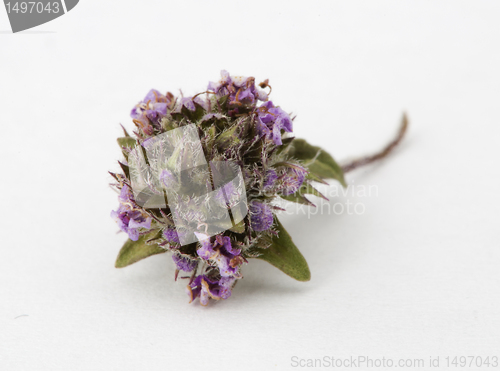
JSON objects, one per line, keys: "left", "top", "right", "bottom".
{"left": 110, "top": 70, "right": 407, "bottom": 305}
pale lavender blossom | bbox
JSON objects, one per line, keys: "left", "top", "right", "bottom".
{"left": 172, "top": 253, "right": 197, "bottom": 272}
{"left": 111, "top": 186, "right": 152, "bottom": 241}
{"left": 257, "top": 101, "right": 293, "bottom": 145}
{"left": 249, "top": 201, "right": 273, "bottom": 231}
{"left": 281, "top": 166, "right": 307, "bottom": 196}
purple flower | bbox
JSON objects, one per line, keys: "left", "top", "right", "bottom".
{"left": 130, "top": 114, "right": 153, "bottom": 135}
{"left": 196, "top": 235, "right": 242, "bottom": 277}
{"left": 249, "top": 201, "right": 273, "bottom": 231}
{"left": 215, "top": 181, "right": 240, "bottom": 206}
{"left": 231, "top": 75, "right": 268, "bottom": 103}
{"left": 131, "top": 89, "right": 171, "bottom": 118}
{"left": 207, "top": 70, "right": 232, "bottom": 97}
{"left": 118, "top": 184, "right": 132, "bottom": 203}
{"left": 186, "top": 275, "right": 236, "bottom": 305}
{"left": 111, "top": 186, "right": 152, "bottom": 241}
{"left": 113, "top": 73, "right": 320, "bottom": 305}
{"left": 145, "top": 103, "right": 168, "bottom": 125}
{"left": 172, "top": 253, "right": 197, "bottom": 272}
{"left": 264, "top": 169, "right": 278, "bottom": 189}
{"left": 256, "top": 101, "right": 293, "bottom": 145}
{"left": 196, "top": 235, "right": 216, "bottom": 259}
{"left": 163, "top": 227, "right": 180, "bottom": 245}
{"left": 216, "top": 234, "right": 241, "bottom": 256}
{"left": 186, "top": 275, "right": 220, "bottom": 306}
{"left": 218, "top": 276, "right": 236, "bottom": 299}
{"left": 143, "top": 89, "right": 163, "bottom": 104}
{"left": 201, "top": 112, "right": 224, "bottom": 122}
{"left": 175, "top": 96, "right": 208, "bottom": 113}
{"left": 208, "top": 71, "right": 268, "bottom": 107}
{"left": 281, "top": 166, "right": 307, "bottom": 196}
{"left": 179, "top": 97, "right": 196, "bottom": 111}
{"left": 130, "top": 89, "right": 172, "bottom": 132}
{"left": 160, "top": 169, "right": 179, "bottom": 190}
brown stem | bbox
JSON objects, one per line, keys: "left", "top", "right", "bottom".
{"left": 341, "top": 113, "right": 409, "bottom": 173}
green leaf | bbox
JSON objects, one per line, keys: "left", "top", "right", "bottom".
{"left": 118, "top": 161, "right": 130, "bottom": 179}
{"left": 280, "top": 192, "right": 315, "bottom": 207}
{"left": 255, "top": 218, "right": 311, "bottom": 281}
{"left": 301, "top": 182, "right": 328, "bottom": 200}
{"left": 229, "top": 220, "right": 246, "bottom": 234}
{"left": 117, "top": 137, "right": 137, "bottom": 148}
{"left": 306, "top": 172, "right": 328, "bottom": 185}
{"left": 214, "top": 94, "right": 230, "bottom": 113}
{"left": 120, "top": 124, "right": 131, "bottom": 137}
{"left": 117, "top": 137, "right": 137, "bottom": 161}
{"left": 183, "top": 102, "right": 206, "bottom": 122}
{"left": 214, "top": 123, "right": 241, "bottom": 150}
{"left": 115, "top": 232, "right": 166, "bottom": 268}
{"left": 287, "top": 138, "right": 346, "bottom": 187}
{"left": 280, "top": 182, "right": 328, "bottom": 206}
{"left": 275, "top": 136, "right": 295, "bottom": 155}
{"left": 161, "top": 118, "right": 178, "bottom": 132}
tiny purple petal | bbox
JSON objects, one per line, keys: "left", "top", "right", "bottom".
{"left": 193, "top": 96, "right": 208, "bottom": 110}
{"left": 231, "top": 75, "right": 249, "bottom": 87}
{"left": 197, "top": 237, "right": 216, "bottom": 260}
{"left": 160, "top": 169, "right": 179, "bottom": 189}
{"left": 111, "top": 186, "right": 152, "bottom": 241}
{"left": 218, "top": 276, "right": 235, "bottom": 299}
{"left": 257, "top": 101, "right": 293, "bottom": 144}
{"left": 256, "top": 116, "right": 271, "bottom": 137}
{"left": 187, "top": 274, "right": 237, "bottom": 304}
{"left": 128, "top": 216, "right": 151, "bottom": 230}
{"left": 130, "top": 106, "right": 142, "bottom": 119}
{"left": 222, "top": 236, "right": 241, "bottom": 256}
{"left": 188, "top": 275, "right": 223, "bottom": 305}
{"left": 143, "top": 89, "right": 161, "bottom": 103}
{"left": 163, "top": 227, "right": 180, "bottom": 244}
{"left": 119, "top": 185, "right": 132, "bottom": 203}
{"left": 152, "top": 102, "right": 167, "bottom": 115}
{"left": 237, "top": 88, "right": 255, "bottom": 103}
{"left": 255, "top": 88, "right": 268, "bottom": 102}
{"left": 202, "top": 112, "right": 224, "bottom": 121}
{"left": 180, "top": 97, "right": 196, "bottom": 111}
{"left": 172, "top": 253, "right": 197, "bottom": 272}
{"left": 281, "top": 166, "right": 307, "bottom": 196}
{"left": 264, "top": 169, "right": 278, "bottom": 188}
{"left": 272, "top": 124, "right": 283, "bottom": 145}
{"left": 215, "top": 254, "right": 237, "bottom": 277}
{"left": 127, "top": 228, "right": 139, "bottom": 241}
{"left": 249, "top": 201, "right": 274, "bottom": 231}
{"left": 207, "top": 81, "right": 218, "bottom": 91}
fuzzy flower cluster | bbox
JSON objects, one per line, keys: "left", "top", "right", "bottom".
{"left": 111, "top": 71, "right": 311, "bottom": 305}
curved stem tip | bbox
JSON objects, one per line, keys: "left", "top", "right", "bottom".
{"left": 341, "top": 113, "right": 409, "bottom": 173}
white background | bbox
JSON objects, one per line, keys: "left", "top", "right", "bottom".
{"left": 1, "top": 1, "right": 499, "bottom": 370}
